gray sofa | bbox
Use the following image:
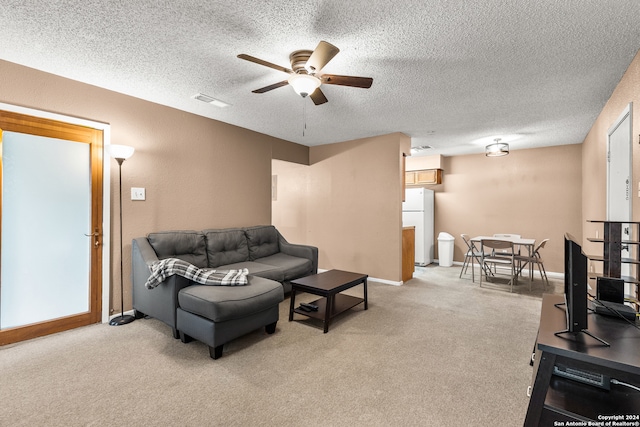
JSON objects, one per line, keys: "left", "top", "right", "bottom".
{"left": 132, "top": 225, "right": 318, "bottom": 341}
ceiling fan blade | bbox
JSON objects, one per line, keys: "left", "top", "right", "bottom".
{"left": 237, "top": 54, "right": 293, "bottom": 74}
{"left": 309, "top": 87, "right": 328, "bottom": 105}
{"left": 321, "top": 74, "right": 373, "bottom": 89}
{"left": 252, "top": 80, "right": 290, "bottom": 93}
{"left": 306, "top": 41, "right": 340, "bottom": 73}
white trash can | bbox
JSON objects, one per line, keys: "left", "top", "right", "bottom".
{"left": 437, "top": 232, "right": 455, "bottom": 267}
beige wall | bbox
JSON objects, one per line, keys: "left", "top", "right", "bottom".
{"left": 272, "top": 138, "right": 309, "bottom": 165}
{"left": 271, "top": 160, "right": 309, "bottom": 242}
{"left": 430, "top": 144, "right": 583, "bottom": 274}
{"left": 274, "top": 136, "right": 582, "bottom": 279}
{"left": 582, "top": 50, "right": 640, "bottom": 264}
{"left": 273, "top": 133, "right": 411, "bottom": 282}
{"left": 406, "top": 154, "right": 442, "bottom": 171}
{"left": 0, "top": 60, "right": 308, "bottom": 314}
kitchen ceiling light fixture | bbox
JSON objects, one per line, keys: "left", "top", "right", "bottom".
{"left": 485, "top": 138, "right": 509, "bottom": 157}
{"left": 287, "top": 73, "right": 321, "bottom": 97}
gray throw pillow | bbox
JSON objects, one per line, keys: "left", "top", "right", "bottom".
{"left": 147, "top": 230, "right": 208, "bottom": 268}
{"left": 203, "top": 229, "right": 250, "bottom": 268}
{"left": 245, "top": 225, "right": 279, "bottom": 260}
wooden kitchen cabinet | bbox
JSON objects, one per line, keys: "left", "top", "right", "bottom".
{"left": 402, "top": 226, "right": 415, "bottom": 282}
{"left": 405, "top": 169, "right": 442, "bottom": 185}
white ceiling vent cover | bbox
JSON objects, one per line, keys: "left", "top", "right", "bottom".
{"left": 411, "top": 145, "right": 432, "bottom": 153}
{"left": 192, "top": 93, "right": 231, "bottom": 108}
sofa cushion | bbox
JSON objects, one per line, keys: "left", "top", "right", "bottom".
{"left": 256, "top": 253, "right": 313, "bottom": 281}
{"left": 178, "top": 276, "right": 283, "bottom": 323}
{"left": 203, "top": 228, "right": 250, "bottom": 268}
{"left": 216, "top": 261, "right": 284, "bottom": 282}
{"left": 147, "top": 231, "right": 208, "bottom": 268}
{"left": 245, "top": 225, "right": 279, "bottom": 261}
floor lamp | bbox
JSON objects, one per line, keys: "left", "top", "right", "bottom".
{"left": 108, "top": 144, "right": 135, "bottom": 326}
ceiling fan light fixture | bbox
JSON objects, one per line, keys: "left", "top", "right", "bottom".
{"left": 485, "top": 138, "right": 509, "bottom": 157}
{"left": 288, "top": 73, "right": 321, "bottom": 97}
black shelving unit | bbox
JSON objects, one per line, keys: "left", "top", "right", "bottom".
{"left": 587, "top": 220, "right": 640, "bottom": 312}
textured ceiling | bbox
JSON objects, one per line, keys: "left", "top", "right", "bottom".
{"left": 1, "top": 1, "right": 639, "bottom": 156}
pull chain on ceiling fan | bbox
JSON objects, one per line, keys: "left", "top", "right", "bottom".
{"left": 237, "top": 41, "right": 373, "bottom": 105}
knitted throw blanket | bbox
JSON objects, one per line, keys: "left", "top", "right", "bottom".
{"left": 145, "top": 258, "right": 249, "bottom": 289}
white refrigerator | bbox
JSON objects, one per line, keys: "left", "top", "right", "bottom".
{"left": 402, "top": 188, "right": 434, "bottom": 266}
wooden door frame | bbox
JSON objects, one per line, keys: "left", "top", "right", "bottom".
{"left": 606, "top": 102, "right": 632, "bottom": 222}
{"left": 606, "top": 102, "right": 633, "bottom": 284}
{"left": 0, "top": 103, "right": 112, "bottom": 337}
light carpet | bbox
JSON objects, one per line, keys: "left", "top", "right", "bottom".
{"left": 0, "top": 265, "right": 561, "bottom": 426}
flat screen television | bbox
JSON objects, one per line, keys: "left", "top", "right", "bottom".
{"left": 555, "top": 233, "right": 609, "bottom": 346}
{"left": 563, "top": 233, "right": 588, "bottom": 331}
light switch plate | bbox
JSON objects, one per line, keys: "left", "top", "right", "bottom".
{"left": 131, "top": 187, "right": 146, "bottom": 201}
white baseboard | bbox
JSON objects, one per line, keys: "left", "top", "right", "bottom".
{"left": 450, "top": 261, "right": 563, "bottom": 279}
{"left": 317, "top": 268, "right": 403, "bottom": 286}
{"left": 371, "top": 277, "right": 403, "bottom": 286}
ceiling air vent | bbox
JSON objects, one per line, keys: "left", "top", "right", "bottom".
{"left": 192, "top": 93, "right": 231, "bottom": 108}
{"left": 410, "top": 145, "right": 432, "bottom": 153}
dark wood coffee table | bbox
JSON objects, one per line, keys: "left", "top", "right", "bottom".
{"left": 289, "top": 269, "right": 368, "bottom": 333}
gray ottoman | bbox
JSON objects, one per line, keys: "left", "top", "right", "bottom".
{"left": 176, "top": 276, "right": 284, "bottom": 359}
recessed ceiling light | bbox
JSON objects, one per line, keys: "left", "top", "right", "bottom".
{"left": 192, "top": 93, "right": 231, "bottom": 108}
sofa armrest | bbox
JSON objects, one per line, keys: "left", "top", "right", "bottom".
{"left": 132, "top": 237, "right": 193, "bottom": 336}
{"left": 133, "top": 236, "right": 160, "bottom": 266}
{"left": 277, "top": 232, "right": 318, "bottom": 274}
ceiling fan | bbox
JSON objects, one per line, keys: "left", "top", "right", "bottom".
{"left": 237, "top": 41, "right": 373, "bottom": 105}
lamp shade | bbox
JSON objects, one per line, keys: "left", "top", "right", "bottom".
{"left": 288, "top": 73, "right": 321, "bottom": 97}
{"left": 485, "top": 139, "right": 509, "bottom": 157}
{"left": 107, "top": 144, "right": 135, "bottom": 160}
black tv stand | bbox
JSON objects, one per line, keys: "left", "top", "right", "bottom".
{"left": 553, "top": 329, "right": 610, "bottom": 347}
{"left": 525, "top": 294, "right": 640, "bottom": 426}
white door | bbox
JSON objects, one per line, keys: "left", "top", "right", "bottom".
{"left": 0, "top": 111, "right": 104, "bottom": 345}
{"left": 606, "top": 103, "right": 632, "bottom": 288}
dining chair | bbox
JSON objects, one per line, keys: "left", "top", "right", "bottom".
{"left": 493, "top": 233, "right": 522, "bottom": 255}
{"left": 459, "top": 234, "right": 491, "bottom": 281}
{"left": 515, "top": 238, "right": 550, "bottom": 290}
{"left": 480, "top": 239, "right": 517, "bottom": 292}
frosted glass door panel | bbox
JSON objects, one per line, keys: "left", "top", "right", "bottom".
{"left": 1, "top": 131, "right": 91, "bottom": 329}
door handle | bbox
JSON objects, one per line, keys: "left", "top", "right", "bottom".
{"left": 84, "top": 231, "right": 101, "bottom": 247}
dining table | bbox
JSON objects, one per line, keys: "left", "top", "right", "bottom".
{"left": 469, "top": 235, "right": 537, "bottom": 283}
